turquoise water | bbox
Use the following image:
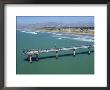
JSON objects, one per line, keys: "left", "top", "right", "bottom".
{"left": 16, "top": 30, "right": 94, "bottom": 74}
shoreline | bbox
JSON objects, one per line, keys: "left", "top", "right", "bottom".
{"left": 37, "top": 29, "right": 94, "bottom": 37}
{"left": 17, "top": 29, "right": 94, "bottom": 37}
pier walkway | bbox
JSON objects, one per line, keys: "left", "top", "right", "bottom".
{"left": 23, "top": 45, "right": 94, "bottom": 63}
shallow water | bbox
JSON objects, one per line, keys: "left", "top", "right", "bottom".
{"left": 16, "top": 30, "right": 94, "bottom": 74}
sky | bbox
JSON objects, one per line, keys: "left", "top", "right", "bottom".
{"left": 16, "top": 16, "right": 94, "bottom": 25}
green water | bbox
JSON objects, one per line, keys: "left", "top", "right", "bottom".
{"left": 16, "top": 30, "right": 94, "bottom": 74}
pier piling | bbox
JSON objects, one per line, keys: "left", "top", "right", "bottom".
{"left": 73, "top": 49, "right": 76, "bottom": 56}
{"left": 88, "top": 50, "right": 91, "bottom": 54}
{"left": 36, "top": 54, "right": 39, "bottom": 61}
{"left": 88, "top": 46, "right": 91, "bottom": 55}
{"left": 29, "top": 55, "right": 32, "bottom": 63}
{"left": 56, "top": 51, "right": 58, "bottom": 59}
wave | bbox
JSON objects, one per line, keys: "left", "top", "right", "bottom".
{"left": 56, "top": 34, "right": 62, "bottom": 36}
{"left": 52, "top": 33, "right": 57, "bottom": 34}
{"left": 21, "top": 31, "right": 26, "bottom": 33}
{"left": 20, "top": 31, "right": 38, "bottom": 35}
{"left": 28, "top": 32, "right": 38, "bottom": 35}
{"left": 58, "top": 38, "right": 62, "bottom": 39}
{"left": 73, "top": 37, "right": 94, "bottom": 42}
{"left": 52, "top": 34, "right": 94, "bottom": 42}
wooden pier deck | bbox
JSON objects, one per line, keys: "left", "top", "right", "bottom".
{"left": 23, "top": 45, "right": 94, "bottom": 63}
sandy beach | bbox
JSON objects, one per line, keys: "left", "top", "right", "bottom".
{"left": 36, "top": 29, "right": 94, "bottom": 36}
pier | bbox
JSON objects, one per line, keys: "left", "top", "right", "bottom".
{"left": 23, "top": 45, "right": 94, "bottom": 63}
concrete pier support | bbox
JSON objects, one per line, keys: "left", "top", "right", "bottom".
{"left": 56, "top": 51, "right": 58, "bottom": 59}
{"left": 36, "top": 54, "right": 39, "bottom": 61}
{"left": 73, "top": 49, "right": 76, "bottom": 56}
{"left": 29, "top": 55, "right": 32, "bottom": 63}
{"left": 88, "top": 50, "right": 91, "bottom": 54}
{"left": 88, "top": 47, "right": 91, "bottom": 55}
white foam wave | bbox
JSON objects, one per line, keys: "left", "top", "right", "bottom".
{"left": 52, "top": 35, "right": 94, "bottom": 42}
{"left": 58, "top": 38, "right": 62, "bottom": 39}
{"left": 21, "top": 31, "right": 26, "bottom": 32}
{"left": 29, "top": 32, "right": 38, "bottom": 34}
{"left": 73, "top": 37, "right": 94, "bottom": 42}
{"left": 52, "top": 33, "right": 57, "bottom": 34}
{"left": 20, "top": 31, "right": 38, "bottom": 35}
{"left": 56, "top": 34, "right": 62, "bottom": 36}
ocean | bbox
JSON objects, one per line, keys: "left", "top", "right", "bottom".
{"left": 16, "top": 30, "right": 94, "bottom": 74}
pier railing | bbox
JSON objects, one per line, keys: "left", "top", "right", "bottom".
{"left": 23, "top": 45, "right": 94, "bottom": 63}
